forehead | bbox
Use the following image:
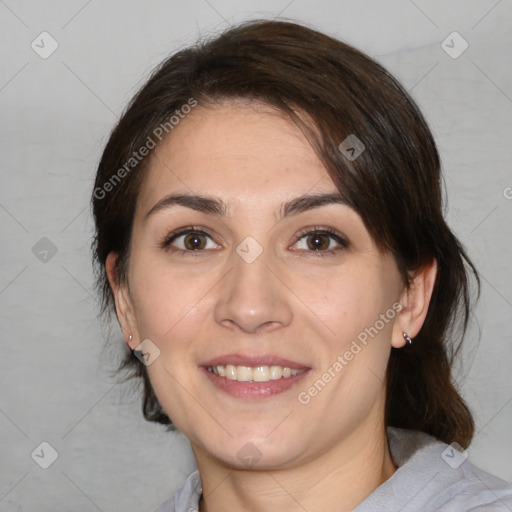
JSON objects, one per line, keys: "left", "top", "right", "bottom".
{"left": 136, "top": 101, "right": 339, "bottom": 213}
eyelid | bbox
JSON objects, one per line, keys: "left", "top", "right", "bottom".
{"left": 291, "top": 225, "right": 349, "bottom": 251}
{"left": 299, "top": 226, "right": 348, "bottom": 242}
{"left": 159, "top": 225, "right": 349, "bottom": 256}
{"left": 159, "top": 225, "right": 220, "bottom": 251}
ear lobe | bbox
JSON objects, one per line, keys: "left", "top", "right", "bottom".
{"left": 105, "top": 252, "right": 138, "bottom": 346}
{"left": 391, "top": 259, "right": 438, "bottom": 348}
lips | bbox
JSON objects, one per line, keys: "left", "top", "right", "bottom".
{"left": 199, "top": 353, "right": 311, "bottom": 399}
{"left": 200, "top": 353, "right": 309, "bottom": 370}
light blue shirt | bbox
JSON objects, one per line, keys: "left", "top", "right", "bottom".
{"left": 155, "top": 427, "right": 512, "bottom": 511}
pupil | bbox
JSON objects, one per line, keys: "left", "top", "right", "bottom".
{"left": 308, "top": 235, "right": 327, "bottom": 250}
{"left": 185, "top": 233, "right": 204, "bottom": 250}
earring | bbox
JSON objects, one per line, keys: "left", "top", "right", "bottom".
{"left": 403, "top": 332, "right": 413, "bottom": 345}
{"left": 127, "top": 334, "right": 134, "bottom": 352}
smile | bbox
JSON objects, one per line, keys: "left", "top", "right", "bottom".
{"left": 207, "top": 364, "right": 304, "bottom": 382}
{"left": 201, "top": 354, "right": 311, "bottom": 398}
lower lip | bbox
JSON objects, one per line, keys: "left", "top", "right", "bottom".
{"left": 201, "top": 367, "right": 311, "bottom": 399}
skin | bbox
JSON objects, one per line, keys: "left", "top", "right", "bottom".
{"left": 106, "top": 100, "right": 437, "bottom": 512}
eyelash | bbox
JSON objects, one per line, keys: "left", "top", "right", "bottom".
{"left": 158, "top": 225, "right": 349, "bottom": 257}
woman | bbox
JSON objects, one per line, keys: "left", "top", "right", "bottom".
{"left": 91, "top": 19, "right": 512, "bottom": 511}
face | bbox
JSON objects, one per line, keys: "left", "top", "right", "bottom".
{"left": 113, "top": 101, "right": 408, "bottom": 470}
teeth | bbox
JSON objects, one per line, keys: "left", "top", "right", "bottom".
{"left": 253, "top": 366, "right": 269, "bottom": 382}
{"left": 236, "top": 366, "right": 253, "bottom": 382}
{"left": 226, "top": 364, "right": 237, "bottom": 380}
{"left": 207, "top": 364, "right": 302, "bottom": 382}
{"left": 270, "top": 365, "right": 283, "bottom": 380}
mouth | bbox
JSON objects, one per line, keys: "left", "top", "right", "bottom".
{"left": 206, "top": 364, "right": 305, "bottom": 382}
{"left": 200, "top": 354, "right": 311, "bottom": 399}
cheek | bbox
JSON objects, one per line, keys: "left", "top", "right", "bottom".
{"left": 303, "top": 263, "right": 388, "bottom": 340}
{"left": 128, "top": 257, "right": 214, "bottom": 341}
{"left": 300, "top": 259, "right": 398, "bottom": 391}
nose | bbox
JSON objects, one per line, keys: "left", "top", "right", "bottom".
{"left": 214, "top": 247, "right": 293, "bottom": 334}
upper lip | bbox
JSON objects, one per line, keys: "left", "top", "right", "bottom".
{"left": 200, "top": 354, "right": 310, "bottom": 370}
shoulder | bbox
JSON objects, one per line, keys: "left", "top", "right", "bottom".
{"left": 153, "top": 470, "right": 202, "bottom": 512}
{"left": 428, "top": 460, "right": 512, "bottom": 511}
{"left": 356, "top": 427, "right": 512, "bottom": 511}
{"left": 453, "top": 462, "right": 512, "bottom": 510}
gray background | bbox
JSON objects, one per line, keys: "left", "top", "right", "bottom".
{"left": 1, "top": 1, "right": 511, "bottom": 510}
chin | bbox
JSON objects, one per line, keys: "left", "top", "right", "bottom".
{"left": 200, "top": 427, "right": 305, "bottom": 470}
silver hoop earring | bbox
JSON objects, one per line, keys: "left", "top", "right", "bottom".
{"left": 403, "top": 332, "right": 413, "bottom": 345}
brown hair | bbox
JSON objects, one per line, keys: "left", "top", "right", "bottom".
{"left": 91, "top": 19, "right": 479, "bottom": 447}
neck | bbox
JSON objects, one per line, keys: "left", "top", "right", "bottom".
{"left": 194, "top": 420, "right": 397, "bottom": 512}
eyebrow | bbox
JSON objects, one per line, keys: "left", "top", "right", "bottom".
{"left": 144, "top": 192, "right": 349, "bottom": 221}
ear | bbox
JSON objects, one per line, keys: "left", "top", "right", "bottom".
{"left": 105, "top": 251, "right": 139, "bottom": 348}
{"left": 391, "top": 259, "right": 438, "bottom": 348}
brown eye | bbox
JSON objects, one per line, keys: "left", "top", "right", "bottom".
{"left": 293, "top": 228, "right": 349, "bottom": 256}
{"left": 183, "top": 233, "right": 207, "bottom": 250}
{"left": 162, "top": 228, "right": 219, "bottom": 253}
{"left": 306, "top": 233, "right": 331, "bottom": 251}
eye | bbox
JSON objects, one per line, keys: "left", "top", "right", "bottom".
{"left": 292, "top": 227, "right": 349, "bottom": 256}
{"left": 159, "top": 226, "right": 348, "bottom": 257}
{"left": 160, "top": 227, "right": 220, "bottom": 253}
